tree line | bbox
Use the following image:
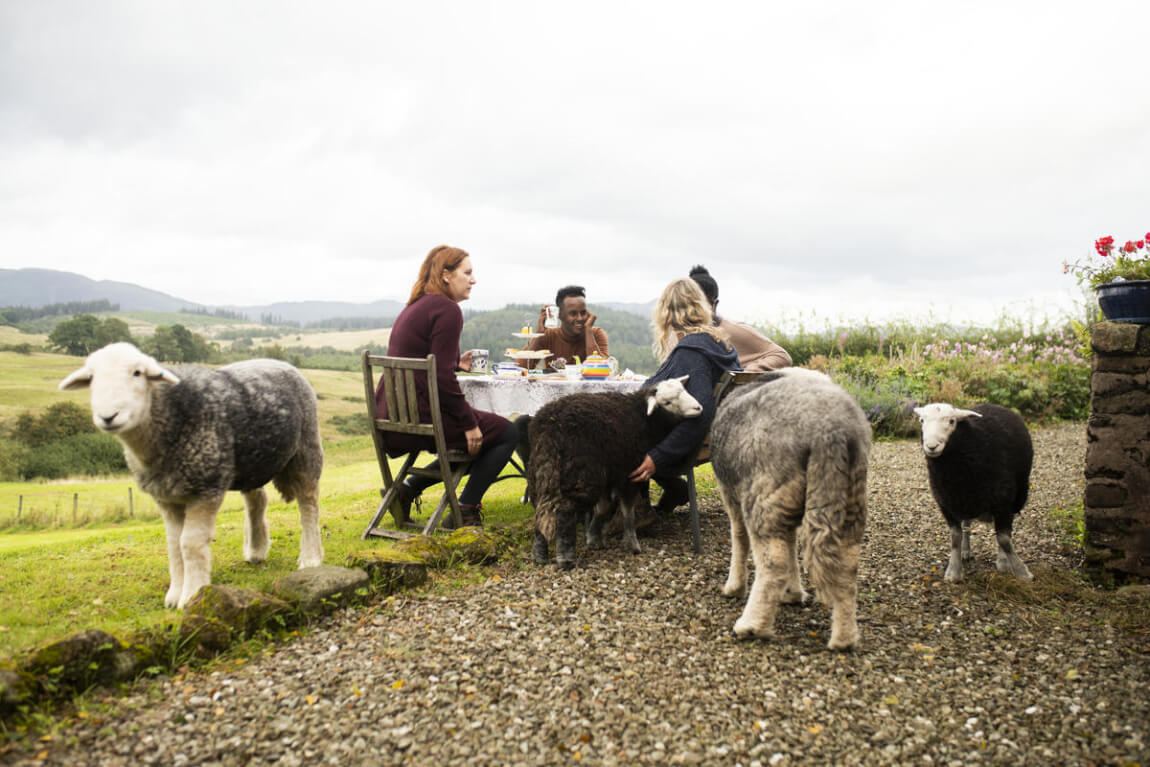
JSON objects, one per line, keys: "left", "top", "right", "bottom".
{"left": 47, "top": 314, "right": 215, "bottom": 362}
{"left": 0, "top": 299, "right": 118, "bottom": 325}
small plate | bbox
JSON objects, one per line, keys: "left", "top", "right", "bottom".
{"left": 505, "top": 350, "right": 552, "bottom": 360}
{"left": 512, "top": 332, "right": 544, "bottom": 340}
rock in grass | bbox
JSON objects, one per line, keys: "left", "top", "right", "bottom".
{"left": 441, "top": 527, "right": 502, "bottom": 565}
{"left": 346, "top": 549, "right": 429, "bottom": 592}
{"left": 270, "top": 565, "right": 371, "bottom": 613}
{"left": 183, "top": 584, "right": 293, "bottom": 638}
{"left": 23, "top": 629, "right": 137, "bottom": 691}
{"left": 0, "top": 668, "right": 37, "bottom": 715}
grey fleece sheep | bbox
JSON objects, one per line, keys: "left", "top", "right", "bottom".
{"left": 527, "top": 377, "right": 702, "bottom": 569}
{"left": 913, "top": 402, "right": 1033, "bottom": 582}
{"left": 60, "top": 343, "right": 325, "bottom": 608}
{"left": 711, "top": 368, "right": 871, "bottom": 650}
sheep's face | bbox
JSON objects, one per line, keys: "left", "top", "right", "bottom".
{"left": 913, "top": 403, "right": 982, "bottom": 458}
{"left": 647, "top": 376, "right": 703, "bottom": 419}
{"left": 58, "top": 343, "right": 180, "bottom": 435}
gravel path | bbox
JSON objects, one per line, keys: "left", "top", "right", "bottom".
{"left": 4, "top": 423, "right": 1148, "bottom": 766}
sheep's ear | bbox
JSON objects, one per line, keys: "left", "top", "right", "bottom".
{"left": 59, "top": 366, "right": 93, "bottom": 391}
{"left": 675, "top": 374, "right": 689, "bottom": 385}
{"left": 646, "top": 391, "right": 658, "bottom": 416}
{"left": 912, "top": 406, "right": 926, "bottom": 419}
{"left": 143, "top": 357, "right": 180, "bottom": 385}
{"left": 954, "top": 409, "right": 982, "bottom": 420}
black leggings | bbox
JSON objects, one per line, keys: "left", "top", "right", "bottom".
{"left": 405, "top": 420, "right": 520, "bottom": 506}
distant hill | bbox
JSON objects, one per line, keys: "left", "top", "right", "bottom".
{"left": 0, "top": 269, "right": 404, "bottom": 325}
{"left": 0, "top": 268, "right": 203, "bottom": 313}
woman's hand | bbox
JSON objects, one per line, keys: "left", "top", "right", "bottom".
{"left": 537, "top": 305, "right": 548, "bottom": 332}
{"left": 465, "top": 426, "right": 483, "bottom": 456}
{"left": 458, "top": 349, "right": 473, "bottom": 372}
{"left": 629, "top": 454, "right": 656, "bottom": 483}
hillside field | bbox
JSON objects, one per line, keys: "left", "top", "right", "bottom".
{"left": 0, "top": 350, "right": 369, "bottom": 447}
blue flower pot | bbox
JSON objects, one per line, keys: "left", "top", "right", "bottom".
{"left": 1096, "top": 280, "right": 1150, "bottom": 324}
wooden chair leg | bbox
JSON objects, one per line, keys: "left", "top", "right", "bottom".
{"left": 686, "top": 469, "right": 701, "bottom": 554}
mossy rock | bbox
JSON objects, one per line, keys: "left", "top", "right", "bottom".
{"left": 346, "top": 549, "right": 429, "bottom": 592}
{"left": 22, "top": 629, "right": 137, "bottom": 692}
{"left": 184, "top": 584, "right": 293, "bottom": 638}
{"left": 392, "top": 536, "right": 453, "bottom": 567}
{"left": 0, "top": 668, "right": 37, "bottom": 716}
{"left": 442, "top": 527, "right": 502, "bottom": 565}
{"left": 269, "top": 565, "right": 371, "bottom": 614}
{"left": 178, "top": 615, "right": 234, "bottom": 658}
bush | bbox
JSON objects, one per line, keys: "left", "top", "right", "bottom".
{"left": 19, "top": 433, "right": 127, "bottom": 480}
{"left": 817, "top": 350, "right": 1090, "bottom": 439}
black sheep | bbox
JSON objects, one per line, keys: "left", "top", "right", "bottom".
{"left": 913, "top": 402, "right": 1034, "bottom": 582}
{"left": 527, "top": 377, "right": 701, "bottom": 569}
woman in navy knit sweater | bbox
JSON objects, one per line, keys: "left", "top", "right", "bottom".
{"left": 630, "top": 278, "right": 741, "bottom": 513}
{"left": 377, "top": 245, "right": 519, "bottom": 527}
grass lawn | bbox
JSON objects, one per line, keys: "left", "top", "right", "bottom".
{"left": 0, "top": 456, "right": 543, "bottom": 661}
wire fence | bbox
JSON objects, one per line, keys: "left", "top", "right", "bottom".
{"left": 1, "top": 487, "right": 161, "bottom": 530}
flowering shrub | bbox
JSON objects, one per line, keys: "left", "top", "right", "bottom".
{"left": 1064, "top": 233, "right": 1150, "bottom": 287}
{"left": 922, "top": 327, "right": 1083, "bottom": 365}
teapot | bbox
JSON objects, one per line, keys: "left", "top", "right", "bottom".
{"left": 580, "top": 353, "right": 618, "bottom": 380}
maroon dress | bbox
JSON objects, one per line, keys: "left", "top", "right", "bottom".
{"left": 376, "top": 293, "right": 510, "bottom": 457}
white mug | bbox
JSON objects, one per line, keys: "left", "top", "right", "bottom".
{"left": 544, "top": 304, "right": 561, "bottom": 329}
{"left": 470, "top": 348, "right": 489, "bottom": 373}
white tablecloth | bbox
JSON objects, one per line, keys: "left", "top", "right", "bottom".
{"left": 458, "top": 375, "right": 645, "bottom": 417}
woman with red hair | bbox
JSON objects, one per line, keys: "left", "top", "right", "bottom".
{"left": 376, "top": 245, "right": 519, "bottom": 527}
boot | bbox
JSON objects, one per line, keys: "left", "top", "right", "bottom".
{"left": 654, "top": 477, "right": 689, "bottom": 514}
{"left": 393, "top": 481, "right": 421, "bottom": 525}
{"left": 458, "top": 503, "right": 484, "bottom": 528}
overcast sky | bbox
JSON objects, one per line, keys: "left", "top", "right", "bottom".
{"left": 2, "top": 1, "right": 1148, "bottom": 329}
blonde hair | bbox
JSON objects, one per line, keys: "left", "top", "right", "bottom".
{"left": 651, "top": 278, "right": 730, "bottom": 361}
{"left": 408, "top": 245, "right": 470, "bottom": 305}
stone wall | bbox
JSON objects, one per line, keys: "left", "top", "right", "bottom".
{"left": 1085, "top": 321, "right": 1150, "bottom": 579}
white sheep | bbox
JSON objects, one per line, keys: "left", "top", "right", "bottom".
{"left": 59, "top": 343, "right": 325, "bottom": 608}
{"left": 913, "top": 402, "right": 1033, "bottom": 583}
{"left": 711, "top": 368, "right": 871, "bottom": 650}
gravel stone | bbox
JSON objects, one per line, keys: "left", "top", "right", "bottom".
{"left": 2, "top": 423, "right": 1147, "bottom": 766}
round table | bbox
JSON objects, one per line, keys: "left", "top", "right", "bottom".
{"left": 457, "top": 375, "right": 646, "bottom": 417}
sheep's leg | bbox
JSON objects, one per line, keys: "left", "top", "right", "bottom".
{"left": 555, "top": 501, "right": 580, "bottom": 570}
{"left": 158, "top": 503, "right": 186, "bottom": 609}
{"left": 943, "top": 523, "right": 965, "bottom": 582}
{"left": 295, "top": 481, "right": 324, "bottom": 569}
{"left": 242, "top": 488, "right": 270, "bottom": 564}
{"left": 781, "top": 533, "right": 808, "bottom": 605}
{"left": 585, "top": 496, "right": 612, "bottom": 549}
{"left": 178, "top": 497, "right": 222, "bottom": 609}
{"left": 995, "top": 527, "right": 1032, "bottom": 581}
{"left": 532, "top": 530, "right": 550, "bottom": 565}
{"left": 733, "top": 532, "right": 791, "bottom": 639}
{"left": 806, "top": 537, "right": 861, "bottom": 651}
{"left": 720, "top": 485, "right": 748, "bottom": 598}
{"left": 618, "top": 492, "right": 642, "bottom": 556}
{"left": 961, "top": 520, "right": 973, "bottom": 561}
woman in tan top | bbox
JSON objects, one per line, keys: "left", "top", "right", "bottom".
{"left": 688, "top": 264, "right": 792, "bottom": 372}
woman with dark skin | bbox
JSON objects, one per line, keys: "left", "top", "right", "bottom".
{"left": 377, "top": 245, "right": 519, "bottom": 527}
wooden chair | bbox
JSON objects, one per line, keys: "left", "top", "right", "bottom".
{"left": 677, "top": 370, "right": 762, "bottom": 553}
{"left": 361, "top": 352, "right": 474, "bottom": 539}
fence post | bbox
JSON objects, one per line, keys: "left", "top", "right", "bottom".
{"left": 17, "top": 495, "right": 22, "bottom": 521}
{"left": 129, "top": 487, "right": 134, "bottom": 518}
{"left": 73, "top": 493, "right": 78, "bottom": 525}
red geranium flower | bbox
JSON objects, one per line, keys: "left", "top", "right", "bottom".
{"left": 1068, "top": 232, "right": 1150, "bottom": 287}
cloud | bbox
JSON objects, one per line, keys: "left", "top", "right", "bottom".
{"left": 1, "top": 1, "right": 1148, "bottom": 326}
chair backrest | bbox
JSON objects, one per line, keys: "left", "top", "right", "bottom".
{"left": 693, "top": 370, "right": 761, "bottom": 465}
{"left": 362, "top": 352, "right": 451, "bottom": 456}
